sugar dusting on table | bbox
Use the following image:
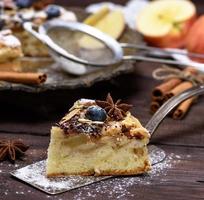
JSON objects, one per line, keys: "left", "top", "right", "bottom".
{"left": 72, "top": 153, "right": 179, "bottom": 200}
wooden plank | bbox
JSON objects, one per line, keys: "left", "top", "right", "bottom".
{"left": 0, "top": 133, "right": 203, "bottom": 199}
{"left": 0, "top": 1, "right": 204, "bottom": 199}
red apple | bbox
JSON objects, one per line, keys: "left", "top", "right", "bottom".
{"left": 186, "top": 15, "right": 204, "bottom": 63}
{"left": 137, "top": 0, "right": 196, "bottom": 48}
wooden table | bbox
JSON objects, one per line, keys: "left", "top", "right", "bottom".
{"left": 1, "top": 1, "right": 204, "bottom": 200}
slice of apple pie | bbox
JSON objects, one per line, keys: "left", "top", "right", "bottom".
{"left": 46, "top": 94, "right": 151, "bottom": 177}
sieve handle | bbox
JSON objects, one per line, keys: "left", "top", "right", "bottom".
{"left": 23, "top": 22, "right": 46, "bottom": 43}
{"left": 121, "top": 43, "right": 204, "bottom": 68}
{"left": 122, "top": 54, "right": 203, "bottom": 68}
{"left": 120, "top": 43, "right": 204, "bottom": 60}
{"left": 145, "top": 84, "right": 204, "bottom": 136}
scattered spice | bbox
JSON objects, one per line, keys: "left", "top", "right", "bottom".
{"left": 0, "top": 139, "right": 29, "bottom": 163}
{"left": 96, "top": 93, "right": 132, "bottom": 121}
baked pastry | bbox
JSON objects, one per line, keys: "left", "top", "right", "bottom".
{"left": 0, "top": 29, "right": 22, "bottom": 69}
{"left": 0, "top": 29, "right": 22, "bottom": 62}
{"left": 1, "top": 1, "right": 77, "bottom": 57}
{"left": 46, "top": 94, "right": 151, "bottom": 177}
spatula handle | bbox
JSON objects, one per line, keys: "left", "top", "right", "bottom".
{"left": 145, "top": 84, "right": 204, "bottom": 136}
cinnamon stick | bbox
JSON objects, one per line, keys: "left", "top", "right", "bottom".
{"left": 171, "top": 67, "right": 198, "bottom": 119}
{"left": 152, "top": 78, "right": 182, "bottom": 98}
{"left": 150, "top": 101, "right": 160, "bottom": 113}
{"left": 172, "top": 97, "right": 195, "bottom": 120}
{"left": 152, "top": 67, "right": 198, "bottom": 98}
{"left": 164, "top": 81, "right": 193, "bottom": 101}
{"left": 0, "top": 72, "right": 47, "bottom": 84}
{"left": 151, "top": 67, "right": 199, "bottom": 119}
{"left": 150, "top": 96, "right": 164, "bottom": 113}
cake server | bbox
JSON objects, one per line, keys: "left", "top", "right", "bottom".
{"left": 23, "top": 20, "right": 204, "bottom": 75}
{"left": 10, "top": 146, "right": 165, "bottom": 195}
{"left": 10, "top": 84, "right": 204, "bottom": 194}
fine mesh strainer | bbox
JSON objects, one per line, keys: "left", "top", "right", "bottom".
{"left": 23, "top": 20, "right": 204, "bottom": 75}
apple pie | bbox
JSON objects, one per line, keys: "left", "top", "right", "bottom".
{"left": 2, "top": 1, "right": 77, "bottom": 57}
{"left": 46, "top": 94, "right": 151, "bottom": 177}
{"left": 0, "top": 29, "right": 22, "bottom": 69}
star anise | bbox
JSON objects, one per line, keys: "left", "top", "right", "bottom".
{"left": 96, "top": 93, "right": 132, "bottom": 121}
{"left": 0, "top": 139, "right": 29, "bottom": 163}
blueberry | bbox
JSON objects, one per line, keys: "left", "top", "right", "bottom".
{"left": 16, "top": 0, "right": 33, "bottom": 8}
{"left": 85, "top": 106, "right": 107, "bottom": 122}
{"left": 45, "top": 5, "right": 61, "bottom": 19}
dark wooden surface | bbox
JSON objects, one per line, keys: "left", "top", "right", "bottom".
{"left": 1, "top": 1, "right": 204, "bottom": 200}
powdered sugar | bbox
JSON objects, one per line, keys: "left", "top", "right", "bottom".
{"left": 7, "top": 147, "right": 182, "bottom": 199}
{"left": 10, "top": 145, "right": 168, "bottom": 195}
{"left": 11, "top": 160, "right": 109, "bottom": 194}
{"left": 73, "top": 153, "right": 179, "bottom": 200}
{"left": 0, "top": 30, "right": 21, "bottom": 48}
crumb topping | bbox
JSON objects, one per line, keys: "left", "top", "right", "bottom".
{"left": 57, "top": 96, "right": 149, "bottom": 140}
{"left": 59, "top": 115, "right": 103, "bottom": 137}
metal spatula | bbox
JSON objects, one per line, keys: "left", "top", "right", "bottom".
{"left": 10, "top": 145, "right": 165, "bottom": 195}
{"left": 10, "top": 85, "right": 204, "bottom": 194}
